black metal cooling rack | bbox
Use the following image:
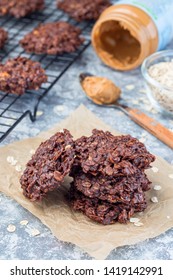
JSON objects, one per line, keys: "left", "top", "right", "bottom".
{"left": 0, "top": 0, "right": 92, "bottom": 142}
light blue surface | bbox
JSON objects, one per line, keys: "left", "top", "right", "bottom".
{"left": 0, "top": 37, "right": 173, "bottom": 260}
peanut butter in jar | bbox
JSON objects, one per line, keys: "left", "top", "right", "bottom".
{"left": 92, "top": 0, "right": 173, "bottom": 71}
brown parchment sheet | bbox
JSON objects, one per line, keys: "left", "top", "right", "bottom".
{"left": 0, "top": 104, "right": 173, "bottom": 259}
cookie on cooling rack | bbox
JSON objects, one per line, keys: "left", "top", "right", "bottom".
{"left": 0, "top": 0, "right": 44, "bottom": 18}
{"left": 20, "top": 21, "right": 84, "bottom": 55}
{"left": 20, "top": 129, "right": 75, "bottom": 201}
{"left": 0, "top": 57, "right": 47, "bottom": 95}
{"left": 57, "top": 0, "right": 111, "bottom": 22}
{"left": 69, "top": 184, "right": 147, "bottom": 225}
{"left": 0, "top": 27, "right": 8, "bottom": 49}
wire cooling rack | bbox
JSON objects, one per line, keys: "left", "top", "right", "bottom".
{"left": 0, "top": 0, "right": 92, "bottom": 142}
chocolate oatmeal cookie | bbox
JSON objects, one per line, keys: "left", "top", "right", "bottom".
{"left": 72, "top": 170, "right": 151, "bottom": 203}
{"left": 20, "top": 130, "right": 75, "bottom": 201}
{"left": 20, "top": 22, "right": 84, "bottom": 55}
{"left": 0, "top": 0, "right": 44, "bottom": 18}
{"left": 74, "top": 129, "right": 155, "bottom": 176}
{"left": 0, "top": 57, "right": 47, "bottom": 95}
{"left": 70, "top": 185, "right": 147, "bottom": 224}
{"left": 0, "top": 27, "right": 8, "bottom": 49}
{"left": 57, "top": 0, "right": 111, "bottom": 22}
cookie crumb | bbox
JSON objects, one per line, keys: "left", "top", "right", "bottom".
{"left": 167, "top": 216, "right": 170, "bottom": 219}
{"left": 7, "top": 224, "right": 16, "bottom": 233}
{"left": 168, "top": 174, "right": 173, "bottom": 179}
{"left": 130, "top": 217, "right": 140, "bottom": 223}
{"left": 154, "top": 185, "right": 162, "bottom": 191}
{"left": 31, "top": 229, "right": 40, "bottom": 236}
{"left": 20, "top": 220, "right": 28, "bottom": 226}
{"left": 151, "top": 196, "right": 158, "bottom": 203}
{"left": 151, "top": 166, "right": 159, "bottom": 173}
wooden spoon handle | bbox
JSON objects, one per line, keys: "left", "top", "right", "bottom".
{"left": 126, "top": 108, "right": 173, "bottom": 149}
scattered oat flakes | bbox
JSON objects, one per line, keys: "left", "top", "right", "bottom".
{"left": 126, "top": 84, "right": 135, "bottom": 90}
{"left": 151, "top": 196, "right": 158, "bottom": 203}
{"left": 151, "top": 108, "right": 158, "bottom": 114}
{"left": 139, "top": 88, "right": 147, "bottom": 94}
{"left": 146, "top": 105, "right": 154, "bottom": 112}
{"left": 54, "top": 105, "right": 64, "bottom": 112}
{"left": 7, "top": 156, "right": 13, "bottom": 163}
{"left": 36, "top": 110, "right": 43, "bottom": 117}
{"left": 143, "top": 99, "right": 150, "bottom": 105}
{"left": 65, "top": 145, "right": 71, "bottom": 150}
{"left": 130, "top": 217, "right": 140, "bottom": 223}
{"left": 132, "top": 100, "right": 139, "bottom": 105}
{"left": 29, "top": 149, "right": 35, "bottom": 155}
{"left": 20, "top": 220, "right": 29, "bottom": 226}
{"left": 7, "top": 224, "right": 16, "bottom": 233}
{"left": 31, "top": 229, "right": 40, "bottom": 236}
{"left": 11, "top": 159, "right": 18, "bottom": 166}
{"left": 168, "top": 174, "right": 173, "bottom": 179}
{"left": 154, "top": 185, "right": 162, "bottom": 191}
{"left": 7, "top": 156, "right": 17, "bottom": 166}
{"left": 141, "top": 132, "right": 147, "bottom": 137}
{"left": 139, "top": 137, "right": 146, "bottom": 143}
{"left": 134, "top": 222, "right": 144, "bottom": 227}
{"left": 15, "top": 165, "right": 22, "bottom": 172}
{"left": 151, "top": 166, "right": 159, "bottom": 173}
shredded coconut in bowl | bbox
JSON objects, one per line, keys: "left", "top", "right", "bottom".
{"left": 148, "top": 61, "right": 173, "bottom": 112}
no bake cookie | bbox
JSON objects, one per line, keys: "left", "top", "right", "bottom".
{"left": 0, "top": 0, "right": 44, "bottom": 18}
{"left": 73, "top": 129, "right": 155, "bottom": 176}
{"left": 57, "top": 0, "right": 111, "bottom": 22}
{"left": 20, "top": 130, "right": 75, "bottom": 201}
{"left": 0, "top": 57, "right": 47, "bottom": 95}
{"left": 20, "top": 128, "right": 155, "bottom": 225}
{"left": 20, "top": 21, "right": 84, "bottom": 55}
{"left": 72, "top": 170, "right": 151, "bottom": 203}
{"left": 70, "top": 185, "right": 147, "bottom": 225}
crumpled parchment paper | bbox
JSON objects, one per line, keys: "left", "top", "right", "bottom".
{"left": 0, "top": 105, "right": 173, "bottom": 259}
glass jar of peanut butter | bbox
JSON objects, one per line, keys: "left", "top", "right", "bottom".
{"left": 92, "top": 0, "right": 173, "bottom": 71}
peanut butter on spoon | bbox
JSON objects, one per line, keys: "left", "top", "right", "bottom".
{"left": 80, "top": 73, "right": 121, "bottom": 105}
{"left": 79, "top": 73, "right": 173, "bottom": 150}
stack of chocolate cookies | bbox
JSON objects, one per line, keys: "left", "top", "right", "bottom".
{"left": 69, "top": 129, "right": 155, "bottom": 225}
{"left": 20, "top": 129, "right": 155, "bottom": 225}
